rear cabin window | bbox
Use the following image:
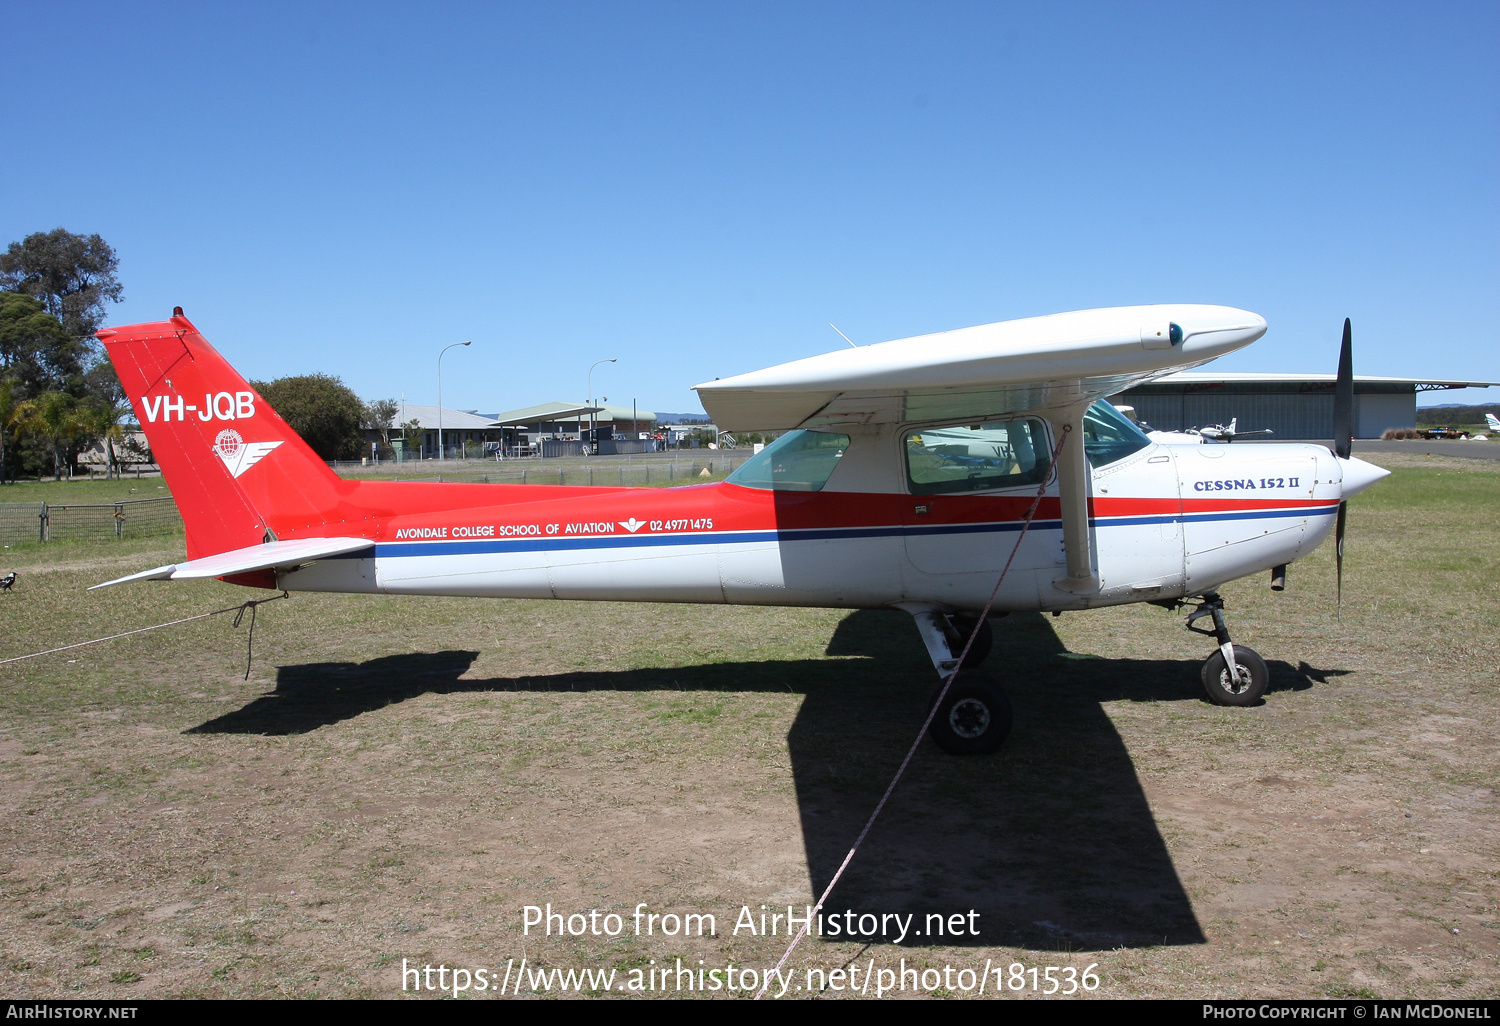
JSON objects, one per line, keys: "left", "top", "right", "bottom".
{"left": 726, "top": 430, "right": 850, "bottom": 492}
{"left": 904, "top": 419, "right": 1051, "bottom": 495}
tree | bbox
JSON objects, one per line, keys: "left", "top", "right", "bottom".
{"left": 0, "top": 377, "right": 16, "bottom": 483}
{"left": 77, "top": 396, "right": 131, "bottom": 478}
{"left": 0, "top": 293, "right": 83, "bottom": 396}
{"left": 397, "top": 418, "right": 423, "bottom": 458}
{"left": 251, "top": 374, "right": 365, "bottom": 461}
{"left": 9, "top": 391, "right": 84, "bottom": 480}
{"left": 82, "top": 359, "right": 126, "bottom": 405}
{"left": 0, "top": 229, "right": 124, "bottom": 338}
{"left": 362, "top": 398, "right": 399, "bottom": 448}
{"left": 1, "top": 233, "right": 126, "bottom": 478}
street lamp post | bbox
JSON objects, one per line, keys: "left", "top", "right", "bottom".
{"left": 587, "top": 358, "right": 617, "bottom": 454}
{"left": 437, "top": 340, "right": 472, "bottom": 460}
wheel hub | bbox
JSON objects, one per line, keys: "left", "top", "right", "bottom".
{"left": 948, "top": 697, "right": 991, "bottom": 739}
{"left": 1220, "top": 664, "right": 1252, "bottom": 694}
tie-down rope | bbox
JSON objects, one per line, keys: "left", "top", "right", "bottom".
{"left": 755, "top": 424, "right": 1074, "bottom": 999}
{"left": 0, "top": 592, "right": 290, "bottom": 680}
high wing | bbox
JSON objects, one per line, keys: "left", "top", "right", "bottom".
{"left": 89, "top": 537, "right": 375, "bottom": 590}
{"left": 694, "top": 305, "right": 1266, "bottom": 432}
{"left": 695, "top": 304, "right": 1267, "bottom": 595}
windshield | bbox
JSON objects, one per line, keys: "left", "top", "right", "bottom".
{"left": 1084, "top": 400, "right": 1152, "bottom": 468}
{"left": 725, "top": 430, "right": 850, "bottom": 491}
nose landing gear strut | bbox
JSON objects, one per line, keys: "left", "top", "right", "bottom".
{"left": 1186, "top": 592, "right": 1269, "bottom": 706}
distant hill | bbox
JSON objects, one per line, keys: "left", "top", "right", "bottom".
{"left": 1416, "top": 403, "right": 1499, "bottom": 426}
{"left": 654, "top": 412, "right": 712, "bottom": 424}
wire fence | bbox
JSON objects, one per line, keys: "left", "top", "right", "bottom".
{"left": 329, "top": 454, "right": 755, "bottom": 486}
{"left": 0, "top": 497, "right": 183, "bottom": 546}
{"left": 0, "top": 455, "right": 752, "bottom": 546}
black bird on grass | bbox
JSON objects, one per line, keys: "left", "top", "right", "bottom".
{"left": 0, "top": 572, "right": 15, "bottom": 593}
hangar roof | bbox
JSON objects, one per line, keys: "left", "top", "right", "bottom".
{"left": 493, "top": 401, "right": 658, "bottom": 425}
{"left": 393, "top": 405, "right": 503, "bottom": 430}
{"left": 1127, "top": 373, "right": 1497, "bottom": 393}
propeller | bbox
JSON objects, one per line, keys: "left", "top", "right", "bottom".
{"left": 1332, "top": 318, "right": 1353, "bottom": 619}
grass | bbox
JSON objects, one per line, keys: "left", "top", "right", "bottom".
{"left": 0, "top": 452, "right": 1494, "bottom": 999}
{"left": 0, "top": 459, "right": 737, "bottom": 552}
{"left": 0, "top": 476, "right": 172, "bottom": 505}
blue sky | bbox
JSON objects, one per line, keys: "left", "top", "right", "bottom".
{"left": 3, "top": 1, "right": 1495, "bottom": 413}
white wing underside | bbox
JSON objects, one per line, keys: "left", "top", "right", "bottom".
{"left": 703, "top": 373, "right": 1197, "bottom": 433}
{"left": 695, "top": 305, "right": 1267, "bottom": 431}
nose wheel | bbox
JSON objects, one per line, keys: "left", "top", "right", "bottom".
{"left": 1186, "top": 592, "right": 1269, "bottom": 706}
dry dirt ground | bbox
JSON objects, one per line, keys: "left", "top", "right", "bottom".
{"left": 0, "top": 452, "right": 1495, "bottom": 999}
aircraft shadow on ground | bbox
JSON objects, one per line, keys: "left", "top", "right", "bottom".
{"left": 188, "top": 610, "right": 1346, "bottom": 952}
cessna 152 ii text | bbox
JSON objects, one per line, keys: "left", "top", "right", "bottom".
{"left": 95, "top": 305, "right": 1388, "bottom": 754}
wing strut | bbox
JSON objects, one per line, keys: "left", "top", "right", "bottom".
{"left": 1049, "top": 407, "right": 1099, "bottom": 593}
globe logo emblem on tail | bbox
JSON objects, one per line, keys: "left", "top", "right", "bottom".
{"left": 214, "top": 429, "right": 242, "bottom": 461}
{"left": 212, "top": 428, "right": 283, "bottom": 479}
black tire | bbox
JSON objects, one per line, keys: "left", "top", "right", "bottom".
{"left": 1201, "top": 645, "right": 1269, "bottom": 706}
{"left": 928, "top": 671, "right": 1013, "bottom": 755}
{"left": 946, "top": 614, "right": 993, "bottom": 667}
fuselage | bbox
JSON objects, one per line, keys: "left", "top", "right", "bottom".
{"left": 281, "top": 430, "right": 1355, "bottom": 615}
{"left": 94, "top": 308, "right": 1390, "bottom": 620}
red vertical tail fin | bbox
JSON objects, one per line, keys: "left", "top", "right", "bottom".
{"left": 99, "top": 312, "right": 353, "bottom": 559}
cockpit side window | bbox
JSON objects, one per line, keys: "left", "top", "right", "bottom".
{"left": 904, "top": 419, "right": 1052, "bottom": 495}
{"left": 725, "top": 430, "right": 850, "bottom": 492}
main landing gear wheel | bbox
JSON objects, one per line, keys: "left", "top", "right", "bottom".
{"left": 928, "top": 671, "right": 1012, "bottom": 755}
{"left": 945, "top": 615, "right": 993, "bottom": 668}
{"left": 1200, "top": 645, "right": 1268, "bottom": 706}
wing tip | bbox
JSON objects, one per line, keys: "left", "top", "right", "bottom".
{"left": 89, "top": 565, "right": 178, "bottom": 590}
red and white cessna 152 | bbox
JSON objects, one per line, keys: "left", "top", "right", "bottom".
{"left": 95, "top": 305, "right": 1388, "bottom": 754}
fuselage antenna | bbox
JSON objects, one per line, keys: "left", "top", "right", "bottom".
{"left": 830, "top": 323, "right": 858, "bottom": 348}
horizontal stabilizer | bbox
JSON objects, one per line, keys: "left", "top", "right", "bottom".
{"left": 90, "top": 564, "right": 179, "bottom": 588}
{"left": 90, "top": 537, "right": 375, "bottom": 590}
